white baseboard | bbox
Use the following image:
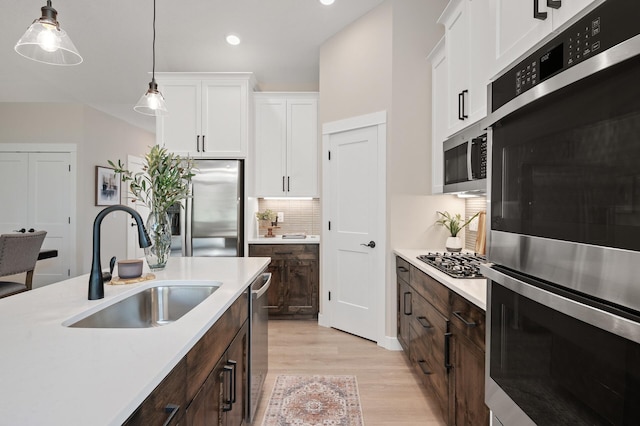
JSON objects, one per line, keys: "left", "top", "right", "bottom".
{"left": 317, "top": 313, "right": 329, "bottom": 328}
{"left": 378, "top": 335, "right": 403, "bottom": 351}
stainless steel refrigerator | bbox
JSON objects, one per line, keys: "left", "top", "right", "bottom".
{"left": 169, "top": 159, "right": 244, "bottom": 257}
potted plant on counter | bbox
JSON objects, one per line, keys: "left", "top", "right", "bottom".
{"left": 255, "top": 209, "right": 277, "bottom": 237}
{"left": 109, "top": 146, "right": 194, "bottom": 270}
{"left": 436, "top": 211, "right": 480, "bottom": 252}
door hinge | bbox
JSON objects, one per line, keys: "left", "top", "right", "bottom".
{"left": 328, "top": 150, "right": 331, "bottom": 160}
{"left": 68, "top": 164, "right": 71, "bottom": 172}
{"left": 68, "top": 217, "right": 71, "bottom": 224}
{"left": 328, "top": 221, "right": 331, "bottom": 231}
{"left": 328, "top": 291, "right": 331, "bottom": 301}
{"left": 68, "top": 269, "right": 70, "bottom": 277}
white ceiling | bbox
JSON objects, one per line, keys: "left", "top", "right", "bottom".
{"left": 0, "top": 0, "right": 385, "bottom": 132}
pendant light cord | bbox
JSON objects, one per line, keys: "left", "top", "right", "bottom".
{"left": 152, "top": 0, "right": 156, "bottom": 83}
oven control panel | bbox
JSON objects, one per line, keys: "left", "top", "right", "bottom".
{"left": 492, "top": 0, "right": 639, "bottom": 112}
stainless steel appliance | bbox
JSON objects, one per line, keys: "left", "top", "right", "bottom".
{"left": 443, "top": 122, "right": 487, "bottom": 194}
{"left": 169, "top": 159, "right": 244, "bottom": 257}
{"left": 416, "top": 252, "right": 486, "bottom": 279}
{"left": 248, "top": 272, "right": 271, "bottom": 423}
{"left": 484, "top": 1, "right": 640, "bottom": 424}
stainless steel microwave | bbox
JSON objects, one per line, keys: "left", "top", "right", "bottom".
{"left": 443, "top": 122, "right": 487, "bottom": 194}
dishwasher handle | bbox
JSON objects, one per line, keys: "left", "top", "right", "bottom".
{"left": 252, "top": 273, "right": 272, "bottom": 299}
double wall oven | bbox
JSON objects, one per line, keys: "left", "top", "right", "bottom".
{"left": 482, "top": 1, "right": 640, "bottom": 424}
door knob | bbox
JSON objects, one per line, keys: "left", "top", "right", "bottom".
{"left": 13, "top": 228, "right": 26, "bottom": 233}
{"left": 361, "top": 241, "right": 376, "bottom": 248}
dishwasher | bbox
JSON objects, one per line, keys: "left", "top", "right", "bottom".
{"left": 248, "top": 272, "right": 271, "bottom": 423}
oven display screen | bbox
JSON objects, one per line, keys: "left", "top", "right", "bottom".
{"left": 539, "top": 43, "right": 563, "bottom": 81}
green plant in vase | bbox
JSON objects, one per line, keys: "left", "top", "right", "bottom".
{"left": 436, "top": 211, "right": 479, "bottom": 252}
{"left": 255, "top": 209, "right": 277, "bottom": 237}
{"left": 109, "top": 146, "right": 194, "bottom": 270}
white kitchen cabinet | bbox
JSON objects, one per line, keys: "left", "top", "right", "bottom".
{"left": 491, "top": 0, "right": 601, "bottom": 77}
{"left": 439, "top": 0, "right": 491, "bottom": 137}
{"left": 155, "top": 73, "right": 255, "bottom": 158}
{"left": 254, "top": 93, "right": 318, "bottom": 198}
{"left": 428, "top": 38, "right": 446, "bottom": 195}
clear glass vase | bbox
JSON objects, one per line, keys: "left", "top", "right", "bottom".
{"left": 145, "top": 209, "right": 172, "bottom": 271}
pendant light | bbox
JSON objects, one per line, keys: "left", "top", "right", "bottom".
{"left": 134, "top": 0, "right": 168, "bottom": 116}
{"left": 15, "top": 0, "right": 83, "bottom": 66}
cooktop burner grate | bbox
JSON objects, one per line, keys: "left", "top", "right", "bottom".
{"left": 416, "top": 252, "right": 486, "bottom": 279}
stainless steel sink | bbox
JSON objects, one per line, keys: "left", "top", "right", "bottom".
{"left": 66, "top": 284, "right": 220, "bottom": 328}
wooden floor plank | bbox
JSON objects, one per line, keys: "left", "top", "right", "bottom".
{"left": 253, "top": 320, "right": 446, "bottom": 425}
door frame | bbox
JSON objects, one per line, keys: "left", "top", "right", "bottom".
{"left": 0, "top": 143, "right": 78, "bottom": 279}
{"left": 320, "top": 111, "right": 388, "bottom": 347}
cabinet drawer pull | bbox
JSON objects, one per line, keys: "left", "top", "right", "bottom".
{"left": 227, "top": 360, "right": 238, "bottom": 403}
{"left": 534, "top": 0, "right": 548, "bottom": 20}
{"left": 417, "top": 360, "right": 432, "bottom": 375}
{"left": 547, "top": 0, "right": 561, "bottom": 8}
{"left": 222, "top": 365, "right": 233, "bottom": 412}
{"left": 453, "top": 311, "right": 477, "bottom": 327}
{"left": 287, "top": 176, "right": 290, "bottom": 192}
{"left": 275, "top": 251, "right": 293, "bottom": 255}
{"left": 397, "top": 266, "right": 409, "bottom": 272}
{"left": 444, "top": 332, "right": 453, "bottom": 372}
{"left": 162, "top": 404, "right": 180, "bottom": 426}
{"left": 458, "top": 92, "right": 464, "bottom": 120}
{"left": 282, "top": 176, "right": 286, "bottom": 192}
{"left": 202, "top": 135, "right": 206, "bottom": 152}
{"left": 196, "top": 135, "right": 201, "bottom": 152}
{"left": 417, "top": 316, "right": 432, "bottom": 329}
{"left": 403, "top": 292, "right": 412, "bottom": 316}
{"left": 461, "top": 89, "right": 468, "bottom": 119}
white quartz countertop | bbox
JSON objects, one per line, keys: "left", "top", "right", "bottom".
{"left": 247, "top": 234, "right": 320, "bottom": 244}
{"left": 0, "top": 256, "right": 270, "bottom": 426}
{"left": 394, "top": 249, "right": 487, "bottom": 310}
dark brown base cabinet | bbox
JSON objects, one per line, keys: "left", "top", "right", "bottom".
{"left": 249, "top": 244, "right": 319, "bottom": 319}
{"left": 123, "top": 290, "right": 249, "bottom": 426}
{"left": 396, "top": 256, "right": 489, "bottom": 426}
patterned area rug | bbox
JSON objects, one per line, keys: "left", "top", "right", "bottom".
{"left": 262, "top": 375, "right": 364, "bottom": 426}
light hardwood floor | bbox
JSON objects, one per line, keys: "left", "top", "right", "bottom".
{"left": 253, "top": 320, "right": 446, "bottom": 426}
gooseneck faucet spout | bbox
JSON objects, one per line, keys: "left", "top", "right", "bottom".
{"left": 89, "top": 205, "right": 152, "bottom": 300}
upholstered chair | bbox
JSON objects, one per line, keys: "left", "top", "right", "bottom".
{"left": 0, "top": 231, "right": 47, "bottom": 298}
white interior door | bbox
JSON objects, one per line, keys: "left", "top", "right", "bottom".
{"left": 28, "top": 153, "right": 72, "bottom": 287}
{"left": 0, "top": 152, "right": 72, "bottom": 287}
{"left": 325, "top": 123, "right": 385, "bottom": 343}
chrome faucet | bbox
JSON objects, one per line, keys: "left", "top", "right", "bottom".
{"left": 89, "top": 205, "right": 152, "bottom": 300}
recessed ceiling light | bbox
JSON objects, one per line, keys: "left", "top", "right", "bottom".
{"left": 319, "top": 0, "right": 335, "bottom": 5}
{"left": 226, "top": 34, "right": 241, "bottom": 46}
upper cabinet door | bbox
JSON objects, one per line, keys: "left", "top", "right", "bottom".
{"left": 254, "top": 98, "right": 287, "bottom": 196}
{"left": 286, "top": 98, "right": 318, "bottom": 197}
{"left": 440, "top": 0, "right": 491, "bottom": 137}
{"left": 202, "top": 80, "right": 248, "bottom": 158}
{"left": 156, "top": 80, "right": 201, "bottom": 156}
{"left": 429, "top": 38, "right": 447, "bottom": 195}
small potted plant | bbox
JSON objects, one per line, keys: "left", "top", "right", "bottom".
{"left": 255, "top": 209, "right": 277, "bottom": 237}
{"left": 436, "top": 211, "right": 480, "bottom": 252}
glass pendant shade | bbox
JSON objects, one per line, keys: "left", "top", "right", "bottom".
{"left": 14, "top": 1, "right": 82, "bottom": 66}
{"left": 134, "top": 80, "right": 168, "bottom": 116}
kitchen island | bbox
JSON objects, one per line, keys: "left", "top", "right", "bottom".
{"left": 0, "top": 256, "right": 269, "bottom": 426}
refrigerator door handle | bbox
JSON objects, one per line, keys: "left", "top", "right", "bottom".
{"left": 185, "top": 195, "right": 193, "bottom": 257}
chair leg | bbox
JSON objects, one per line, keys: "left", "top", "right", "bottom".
{"left": 25, "top": 270, "right": 34, "bottom": 291}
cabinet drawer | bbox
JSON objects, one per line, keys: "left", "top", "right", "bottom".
{"left": 124, "top": 358, "right": 187, "bottom": 426}
{"left": 186, "top": 291, "right": 248, "bottom": 401}
{"left": 410, "top": 266, "right": 450, "bottom": 316}
{"left": 396, "top": 256, "right": 410, "bottom": 284}
{"left": 249, "top": 244, "right": 273, "bottom": 256}
{"left": 450, "top": 291, "right": 485, "bottom": 351}
{"left": 249, "top": 244, "right": 319, "bottom": 260}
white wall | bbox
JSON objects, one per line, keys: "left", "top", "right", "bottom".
{"left": 0, "top": 102, "right": 153, "bottom": 277}
{"left": 319, "top": 0, "right": 462, "bottom": 340}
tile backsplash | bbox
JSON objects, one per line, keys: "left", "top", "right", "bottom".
{"left": 257, "top": 199, "right": 321, "bottom": 236}
{"left": 465, "top": 196, "right": 487, "bottom": 252}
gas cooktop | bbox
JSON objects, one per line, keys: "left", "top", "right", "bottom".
{"left": 416, "top": 252, "right": 486, "bottom": 279}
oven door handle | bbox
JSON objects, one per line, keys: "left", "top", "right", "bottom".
{"left": 481, "top": 264, "right": 640, "bottom": 344}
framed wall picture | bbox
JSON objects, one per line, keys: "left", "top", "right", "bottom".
{"left": 95, "top": 166, "right": 120, "bottom": 206}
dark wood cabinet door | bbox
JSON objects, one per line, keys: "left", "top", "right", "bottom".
{"left": 186, "top": 357, "right": 224, "bottom": 426}
{"left": 450, "top": 325, "right": 489, "bottom": 426}
{"left": 266, "top": 260, "right": 285, "bottom": 315}
{"left": 224, "top": 322, "right": 247, "bottom": 426}
{"left": 397, "top": 279, "right": 412, "bottom": 353}
{"left": 284, "top": 259, "right": 318, "bottom": 315}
